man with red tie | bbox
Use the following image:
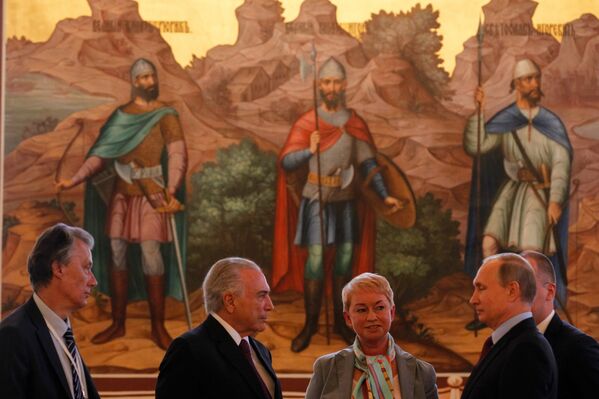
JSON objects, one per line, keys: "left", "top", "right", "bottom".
{"left": 156, "top": 257, "right": 282, "bottom": 399}
{"left": 462, "top": 253, "right": 557, "bottom": 399}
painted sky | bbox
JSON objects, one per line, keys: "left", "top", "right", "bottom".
{"left": 6, "top": 0, "right": 598, "bottom": 74}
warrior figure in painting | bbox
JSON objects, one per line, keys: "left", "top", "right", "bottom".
{"left": 273, "top": 57, "right": 407, "bottom": 352}
{"left": 463, "top": 58, "right": 572, "bottom": 313}
{"left": 56, "top": 58, "right": 187, "bottom": 350}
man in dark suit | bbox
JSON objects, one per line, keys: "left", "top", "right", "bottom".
{"left": 523, "top": 250, "right": 599, "bottom": 399}
{"left": 462, "top": 253, "right": 557, "bottom": 399}
{"left": 0, "top": 223, "right": 100, "bottom": 399}
{"left": 156, "top": 257, "right": 282, "bottom": 398}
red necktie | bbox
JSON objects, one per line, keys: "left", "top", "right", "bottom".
{"left": 477, "top": 336, "right": 494, "bottom": 364}
{"left": 239, "top": 339, "right": 272, "bottom": 399}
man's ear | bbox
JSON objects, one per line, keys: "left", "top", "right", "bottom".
{"left": 545, "top": 282, "right": 557, "bottom": 302}
{"left": 223, "top": 293, "right": 235, "bottom": 313}
{"left": 51, "top": 260, "right": 64, "bottom": 279}
{"left": 507, "top": 281, "right": 521, "bottom": 302}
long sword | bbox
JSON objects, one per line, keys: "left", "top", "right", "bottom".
{"left": 129, "top": 160, "right": 193, "bottom": 330}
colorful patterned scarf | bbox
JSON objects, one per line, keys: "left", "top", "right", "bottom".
{"left": 352, "top": 334, "right": 396, "bottom": 399}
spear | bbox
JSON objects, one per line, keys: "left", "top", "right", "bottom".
{"left": 310, "top": 42, "right": 331, "bottom": 345}
{"left": 472, "top": 16, "right": 485, "bottom": 337}
{"left": 475, "top": 16, "right": 484, "bottom": 267}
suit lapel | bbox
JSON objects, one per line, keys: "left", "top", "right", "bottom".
{"left": 463, "top": 318, "right": 536, "bottom": 398}
{"left": 334, "top": 349, "right": 355, "bottom": 399}
{"left": 249, "top": 337, "right": 280, "bottom": 397}
{"left": 26, "top": 298, "right": 74, "bottom": 399}
{"left": 205, "top": 316, "right": 264, "bottom": 399}
{"left": 544, "top": 313, "right": 561, "bottom": 341}
{"left": 396, "top": 345, "right": 416, "bottom": 399}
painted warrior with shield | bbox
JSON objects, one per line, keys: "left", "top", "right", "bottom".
{"left": 56, "top": 58, "right": 188, "bottom": 349}
{"left": 273, "top": 57, "right": 415, "bottom": 352}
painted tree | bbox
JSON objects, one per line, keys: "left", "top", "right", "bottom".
{"left": 362, "top": 4, "right": 449, "bottom": 98}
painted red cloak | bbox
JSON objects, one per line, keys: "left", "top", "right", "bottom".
{"left": 272, "top": 109, "right": 377, "bottom": 293}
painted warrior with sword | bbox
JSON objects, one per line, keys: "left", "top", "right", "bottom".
{"left": 273, "top": 56, "right": 414, "bottom": 352}
{"left": 463, "top": 58, "right": 573, "bottom": 315}
{"left": 56, "top": 58, "right": 189, "bottom": 350}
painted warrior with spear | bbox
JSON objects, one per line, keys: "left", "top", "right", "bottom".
{"left": 463, "top": 57, "right": 573, "bottom": 318}
{"left": 56, "top": 58, "right": 190, "bottom": 350}
{"left": 272, "top": 55, "right": 415, "bottom": 352}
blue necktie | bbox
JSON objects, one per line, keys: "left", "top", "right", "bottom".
{"left": 63, "top": 328, "right": 84, "bottom": 399}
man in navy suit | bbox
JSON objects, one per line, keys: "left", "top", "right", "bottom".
{"left": 0, "top": 223, "right": 100, "bottom": 399}
{"left": 523, "top": 250, "right": 599, "bottom": 399}
{"left": 156, "top": 257, "right": 282, "bottom": 398}
{"left": 462, "top": 253, "right": 557, "bottom": 399}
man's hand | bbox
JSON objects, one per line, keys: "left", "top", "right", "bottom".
{"left": 310, "top": 131, "right": 320, "bottom": 154}
{"left": 548, "top": 201, "right": 562, "bottom": 225}
{"left": 157, "top": 188, "right": 184, "bottom": 214}
{"left": 55, "top": 179, "right": 75, "bottom": 192}
{"left": 383, "top": 196, "right": 405, "bottom": 215}
{"left": 474, "top": 86, "right": 485, "bottom": 108}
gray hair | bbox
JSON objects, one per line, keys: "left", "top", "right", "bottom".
{"left": 202, "top": 257, "right": 262, "bottom": 313}
{"left": 483, "top": 253, "right": 537, "bottom": 304}
{"left": 342, "top": 272, "right": 394, "bottom": 311}
{"left": 28, "top": 223, "right": 94, "bottom": 291}
{"left": 521, "top": 250, "right": 556, "bottom": 285}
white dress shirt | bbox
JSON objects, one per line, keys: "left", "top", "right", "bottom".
{"left": 211, "top": 312, "right": 275, "bottom": 397}
{"left": 33, "top": 293, "right": 88, "bottom": 399}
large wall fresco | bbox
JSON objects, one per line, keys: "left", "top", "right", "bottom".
{"left": 2, "top": 0, "right": 599, "bottom": 395}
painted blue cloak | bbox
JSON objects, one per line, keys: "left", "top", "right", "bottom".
{"left": 464, "top": 103, "right": 572, "bottom": 302}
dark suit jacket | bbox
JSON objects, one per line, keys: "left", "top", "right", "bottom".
{"left": 305, "top": 344, "right": 438, "bottom": 399}
{"left": 545, "top": 313, "right": 599, "bottom": 399}
{"left": 0, "top": 297, "right": 100, "bottom": 399}
{"left": 156, "top": 314, "right": 282, "bottom": 399}
{"left": 461, "top": 317, "right": 557, "bottom": 399}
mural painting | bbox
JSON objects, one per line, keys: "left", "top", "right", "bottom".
{"left": 2, "top": 0, "right": 599, "bottom": 396}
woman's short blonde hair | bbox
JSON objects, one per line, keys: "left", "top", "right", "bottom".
{"left": 342, "top": 272, "right": 394, "bottom": 311}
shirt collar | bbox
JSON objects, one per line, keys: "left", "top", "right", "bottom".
{"left": 211, "top": 312, "right": 244, "bottom": 345}
{"left": 492, "top": 311, "right": 532, "bottom": 344}
{"left": 33, "top": 292, "right": 70, "bottom": 337}
{"left": 537, "top": 310, "right": 555, "bottom": 334}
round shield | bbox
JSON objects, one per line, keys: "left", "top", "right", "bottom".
{"left": 360, "top": 153, "right": 416, "bottom": 228}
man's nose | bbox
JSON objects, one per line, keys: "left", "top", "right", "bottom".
{"left": 469, "top": 291, "right": 478, "bottom": 305}
{"left": 265, "top": 295, "right": 274, "bottom": 311}
{"left": 89, "top": 272, "right": 98, "bottom": 287}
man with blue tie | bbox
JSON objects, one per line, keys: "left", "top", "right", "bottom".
{"left": 0, "top": 223, "right": 100, "bottom": 399}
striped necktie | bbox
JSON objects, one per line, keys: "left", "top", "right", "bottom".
{"left": 63, "top": 327, "right": 84, "bottom": 399}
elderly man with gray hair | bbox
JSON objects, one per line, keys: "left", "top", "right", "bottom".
{"left": 0, "top": 223, "right": 100, "bottom": 399}
{"left": 56, "top": 58, "right": 188, "bottom": 349}
{"left": 156, "top": 257, "right": 282, "bottom": 399}
{"left": 462, "top": 253, "right": 557, "bottom": 399}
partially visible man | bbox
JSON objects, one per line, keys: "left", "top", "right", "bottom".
{"left": 462, "top": 253, "right": 557, "bottom": 399}
{"left": 57, "top": 58, "right": 187, "bottom": 349}
{"left": 0, "top": 223, "right": 101, "bottom": 399}
{"left": 522, "top": 250, "right": 599, "bottom": 399}
{"left": 463, "top": 58, "right": 572, "bottom": 305}
{"left": 156, "top": 257, "right": 282, "bottom": 399}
